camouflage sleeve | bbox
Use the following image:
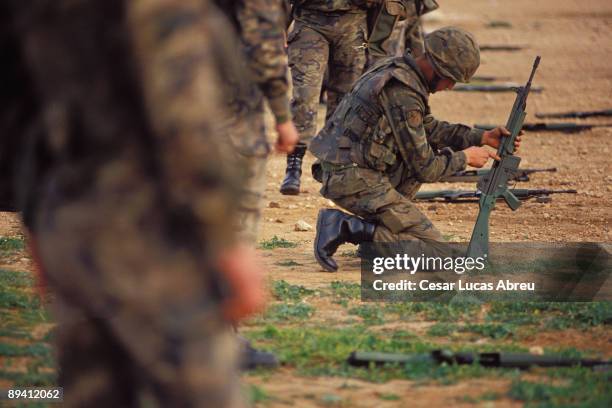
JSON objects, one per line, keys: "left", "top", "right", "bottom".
{"left": 423, "top": 115, "right": 484, "bottom": 151}
{"left": 237, "top": 0, "right": 291, "bottom": 124}
{"left": 384, "top": 81, "right": 467, "bottom": 182}
{"left": 128, "top": 0, "right": 240, "bottom": 249}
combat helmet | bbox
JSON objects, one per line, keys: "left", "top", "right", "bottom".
{"left": 424, "top": 27, "right": 480, "bottom": 83}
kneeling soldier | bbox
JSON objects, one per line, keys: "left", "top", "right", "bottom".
{"left": 310, "top": 27, "right": 521, "bottom": 271}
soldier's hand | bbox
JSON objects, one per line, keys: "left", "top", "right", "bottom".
{"left": 464, "top": 146, "right": 501, "bottom": 168}
{"left": 217, "top": 243, "right": 266, "bottom": 322}
{"left": 275, "top": 120, "right": 299, "bottom": 153}
{"left": 482, "top": 127, "right": 523, "bottom": 151}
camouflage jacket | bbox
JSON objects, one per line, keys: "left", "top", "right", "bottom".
{"left": 218, "top": 0, "right": 291, "bottom": 123}
{"left": 309, "top": 54, "right": 484, "bottom": 185}
{"left": 296, "top": 0, "right": 380, "bottom": 13}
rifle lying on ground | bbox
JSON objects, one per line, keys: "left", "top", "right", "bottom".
{"left": 536, "top": 108, "right": 612, "bottom": 119}
{"left": 480, "top": 45, "right": 525, "bottom": 52}
{"left": 441, "top": 167, "right": 556, "bottom": 183}
{"left": 475, "top": 122, "right": 612, "bottom": 133}
{"left": 414, "top": 188, "right": 577, "bottom": 203}
{"left": 453, "top": 83, "right": 543, "bottom": 93}
{"left": 472, "top": 75, "right": 511, "bottom": 83}
{"left": 348, "top": 350, "right": 610, "bottom": 370}
{"left": 467, "top": 57, "right": 540, "bottom": 259}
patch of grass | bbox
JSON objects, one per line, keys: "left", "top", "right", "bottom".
{"left": 0, "top": 370, "right": 56, "bottom": 387}
{"left": 378, "top": 393, "right": 400, "bottom": 401}
{"left": 248, "top": 384, "right": 272, "bottom": 404}
{"left": 384, "top": 299, "right": 481, "bottom": 322}
{"left": 265, "top": 303, "right": 315, "bottom": 322}
{"left": 339, "top": 250, "right": 357, "bottom": 258}
{"left": 463, "top": 323, "right": 516, "bottom": 340}
{"left": 348, "top": 305, "right": 385, "bottom": 324}
{"left": 274, "top": 260, "right": 302, "bottom": 267}
{"left": 427, "top": 323, "right": 458, "bottom": 337}
{"left": 0, "top": 236, "right": 25, "bottom": 253}
{"left": 259, "top": 236, "right": 298, "bottom": 250}
{"left": 0, "top": 290, "right": 41, "bottom": 309}
{"left": 272, "top": 280, "right": 315, "bottom": 302}
{"left": 459, "top": 391, "right": 500, "bottom": 404}
{"left": 508, "top": 368, "right": 612, "bottom": 407}
{"left": 0, "top": 343, "right": 52, "bottom": 358}
{"left": 0, "top": 270, "right": 33, "bottom": 287}
{"left": 486, "top": 302, "right": 612, "bottom": 329}
{"left": 330, "top": 281, "right": 361, "bottom": 300}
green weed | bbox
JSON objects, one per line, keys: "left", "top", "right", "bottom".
{"left": 272, "top": 280, "right": 315, "bottom": 302}
{"left": 330, "top": 281, "right": 361, "bottom": 300}
{"left": 0, "top": 236, "right": 25, "bottom": 253}
{"left": 265, "top": 303, "right": 315, "bottom": 322}
{"left": 259, "top": 236, "right": 298, "bottom": 250}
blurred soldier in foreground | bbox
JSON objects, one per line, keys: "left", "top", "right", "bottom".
{"left": 280, "top": 0, "right": 376, "bottom": 195}
{"left": 214, "top": 0, "right": 298, "bottom": 369}
{"left": 3, "top": 0, "right": 262, "bottom": 406}
{"left": 310, "top": 27, "right": 522, "bottom": 271}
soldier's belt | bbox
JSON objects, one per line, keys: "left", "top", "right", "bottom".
{"left": 320, "top": 161, "right": 358, "bottom": 172}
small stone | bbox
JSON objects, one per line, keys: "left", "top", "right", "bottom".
{"left": 294, "top": 220, "right": 313, "bottom": 232}
{"left": 268, "top": 201, "right": 281, "bottom": 208}
{"left": 542, "top": 213, "right": 551, "bottom": 219}
{"left": 326, "top": 200, "right": 336, "bottom": 207}
{"left": 427, "top": 205, "right": 437, "bottom": 211}
{"left": 529, "top": 346, "right": 544, "bottom": 355}
{"left": 275, "top": 218, "right": 284, "bottom": 223}
{"left": 287, "top": 204, "right": 298, "bottom": 209}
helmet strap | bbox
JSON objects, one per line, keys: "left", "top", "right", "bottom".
{"left": 428, "top": 72, "right": 442, "bottom": 93}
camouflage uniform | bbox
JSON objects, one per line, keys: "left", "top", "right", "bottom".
{"left": 5, "top": 0, "right": 244, "bottom": 406}
{"left": 310, "top": 28, "right": 482, "bottom": 265}
{"left": 289, "top": 0, "right": 372, "bottom": 144}
{"left": 217, "top": 0, "right": 292, "bottom": 241}
{"left": 367, "top": 0, "right": 438, "bottom": 63}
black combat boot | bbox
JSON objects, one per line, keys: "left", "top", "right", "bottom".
{"left": 280, "top": 143, "right": 307, "bottom": 195}
{"left": 238, "top": 336, "right": 279, "bottom": 370}
{"left": 314, "top": 209, "right": 376, "bottom": 272}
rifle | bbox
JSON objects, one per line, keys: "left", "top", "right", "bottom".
{"left": 475, "top": 122, "right": 612, "bottom": 133}
{"left": 472, "top": 75, "right": 511, "bottom": 83}
{"left": 441, "top": 167, "right": 557, "bottom": 183}
{"left": 479, "top": 45, "right": 525, "bottom": 52}
{"left": 414, "top": 188, "right": 576, "bottom": 203}
{"left": 467, "top": 57, "right": 541, "bottom": 259}
{"left": 453, "top": 83, "right": 543, "bottom": 93}
{"left": 347, "top": 350, "right": 610, "bottom": 370}
{"left": 535, "top": 108, "right": 612, "bottom": 119}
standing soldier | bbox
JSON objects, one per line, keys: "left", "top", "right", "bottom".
{"left": 4, "top": 0, "right": 262, "bottom": 405}
{"left": 215, "top": 0, "right": 298, "bottom": 242}
{"left": 309, "top": 27, "right": 521, "bottom": 271}
{"left": 214, "top": 0, "right": 298, "bottom": 369}
{"left": 367, "top": 0, "right": 439, "bottom": 64}
{"left": 280, "top": 0, "right": 376, "bottom": 195}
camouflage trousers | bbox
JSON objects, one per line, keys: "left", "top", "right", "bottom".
{"left": 35, "top": 159, "right": 244, "bottom": 407}
{"left": 320, "top": 165, "right": 450, "bottom": 256}
{"left": 225, "top": 86, "right": 270, "bottom": 243}
{"left": 289, "top": 9, "right": 368, "bottom": 144}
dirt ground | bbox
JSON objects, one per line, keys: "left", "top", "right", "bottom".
{"left": 0, "top": 0, "right": 610, "bottom": 406}
{"left": 250, "top": 0, "right": 612, "bottom": 405}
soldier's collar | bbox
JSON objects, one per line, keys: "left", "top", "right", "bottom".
{"left": 402, "top": 53, "right": 429, "bottom": 89}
